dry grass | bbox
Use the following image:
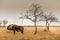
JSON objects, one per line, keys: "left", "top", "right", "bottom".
{"left": 0, "top": 27, "right": 60, "bottom": 40}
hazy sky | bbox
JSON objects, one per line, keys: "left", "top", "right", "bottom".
{"left": 0, "top": 0, "right": 60, "bottom": 11}
{"left": 0, "top": 0, "right": 60, "bottom": 25}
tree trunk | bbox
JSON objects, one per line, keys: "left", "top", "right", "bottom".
{"left": 46, "top": 21, "right": 50, "bottom": 32}
{"left": 46, "top": 20, "right": 50, "bottom": 32}
{"left": 34, "top": 21, "right": 37, "bottom": 34}
{"left": 47, "top": 23, "right": 49, "bottom": 32}
{"left": 34, "top": 10, "right": 37, "bottom": 34}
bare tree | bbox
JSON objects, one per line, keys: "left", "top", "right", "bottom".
{"left": 40, "top": 13, "right": 58, "bottom": 31}
{"left": 20, "top": 4, "right": 42, "bottom": 34}
{"left": 3, "top": 20, "right": 8, "bottom": 27}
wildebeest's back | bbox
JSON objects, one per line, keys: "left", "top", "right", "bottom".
{"left": 15, "top": 26, "right": 24, "bottom": 32}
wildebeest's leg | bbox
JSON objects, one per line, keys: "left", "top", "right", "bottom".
{"left": 13, "top": 30, "right": 15, "bottom": 35}
{"left": 21, "top": 30, "right": 24, "bottom": 34}
{"left": 19, "top": 26, "right": 24, "bottom": 34}
{"left": 13, "top": 28, "right": 16, "bottom": 35}
{"left": 21, "top": 27, "right": 24, "bottom": 34}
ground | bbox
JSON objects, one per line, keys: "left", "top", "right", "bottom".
{"left": 0, "top": 27, "right": 60, "bottom": 40}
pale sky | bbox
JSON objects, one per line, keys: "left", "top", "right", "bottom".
{"left": 0, "top": 0, "right": 60, "bottom": 26}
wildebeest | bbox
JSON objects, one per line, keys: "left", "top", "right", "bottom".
{"left": 7, "top": 24, "right": 24, "bottom": 35}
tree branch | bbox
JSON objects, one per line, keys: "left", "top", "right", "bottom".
{"left": 25, "top": 16, "right": 34, "bottom": 22}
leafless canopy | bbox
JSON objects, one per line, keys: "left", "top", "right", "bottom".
{"left": 24, "top": 4, "right": 43, "bottom": 23}
{"left": 3, "top": 20, "right": 8, "bottom": 27}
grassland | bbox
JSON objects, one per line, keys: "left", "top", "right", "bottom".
{"left": 0, "top": 27, "right": 60, "bottom": 40}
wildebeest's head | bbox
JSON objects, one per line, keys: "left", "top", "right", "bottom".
{"left": 7, "top": 24, "right": 14, "bottom": 30}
